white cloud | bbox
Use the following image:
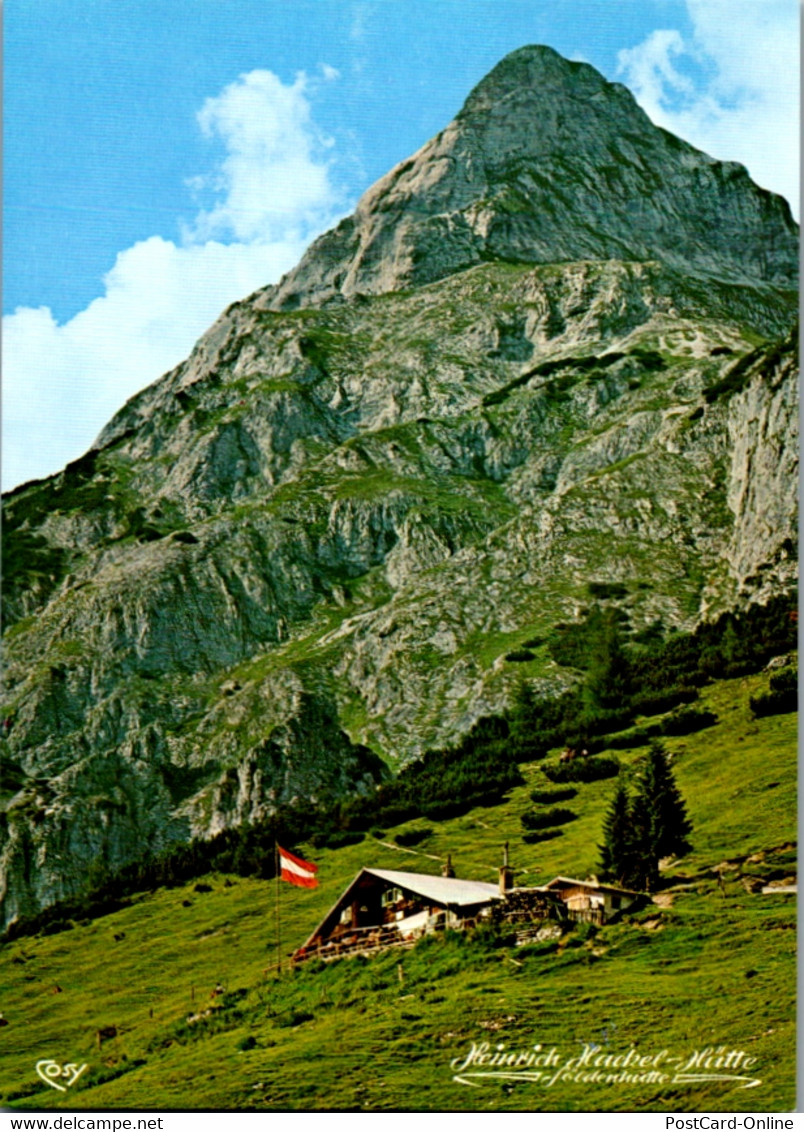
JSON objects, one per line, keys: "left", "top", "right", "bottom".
{"left": 618, "top": 0, "right": 799, "bottom": 213}
{"left": 617, "top": 29, "right": 695, "bottom": 108}
{"left": 2, "top": 70, "right": 345, "bottom": 492}
{"left": 2, "top": 237, "right": 310, "bottom": 491}
{"left": 188, "top": 69, "right": 340, "bottom": 243}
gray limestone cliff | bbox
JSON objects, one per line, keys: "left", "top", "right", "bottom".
{"left": 1, "top": 46, "right": 797, "bottom": 928}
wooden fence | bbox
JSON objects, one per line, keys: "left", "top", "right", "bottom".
{"left": 292, "top": 923, "right": 421, "bottom": 964}
{"left": 565, "top": 906, "right": 605, "bottom": 925}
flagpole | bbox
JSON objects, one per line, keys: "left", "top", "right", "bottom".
{"left": 275, "top": 841, "right": 281, "bottom": 976}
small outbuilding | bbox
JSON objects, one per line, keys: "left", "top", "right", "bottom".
{"left": 539, "top": 876, "right": 640, "bottom": 922}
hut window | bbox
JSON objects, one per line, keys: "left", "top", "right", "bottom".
{"left": 382, "top": 887, "right": 402, "bottom": 907}
{"left": 340, "top": 907, "right": 352, "bottom": 924}
{"left": 611, "top": 896, "right": 621, "bottom": 910}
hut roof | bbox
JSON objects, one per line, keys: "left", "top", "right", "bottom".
{"left": 363, "top": 868, "right": 500, "bottom": 906}
{"left": 541, "top": 875, "right": 641, "bottom": 897}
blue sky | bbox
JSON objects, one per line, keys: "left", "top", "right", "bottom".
{"left": 3, "top": 1, "right": 799, "bottom": 490}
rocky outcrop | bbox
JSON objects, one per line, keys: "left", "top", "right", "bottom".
{"left": 0, "top": 683, "right": 385, "bottom": 925}
{"left": 1, "top": 46, "right": 797, "bottom": 927}
{"left": 723, "top": 330, "right": 799, "bottom": 591}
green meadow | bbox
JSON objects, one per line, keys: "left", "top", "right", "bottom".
{"left": 0, "top": 667, "right": 796, "bottom": 1113}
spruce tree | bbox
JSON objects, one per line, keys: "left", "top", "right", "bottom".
{"left": 638, "top": 739, "right": 693, "bottom": 861}
{"left": 618, "top": 740, "right": 692, "bottom": 891}
{"left": 628, "top": 788, "right": 660, "bottom": 892}
{"left": 599, "top": 781, "right": 637, "bottom": 887}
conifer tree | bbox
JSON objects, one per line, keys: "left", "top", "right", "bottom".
{"left": 627, "top": 787, "right": 660, "bottom": 892}
{"left": 598, "top": 781, "right": 636, "bottom": 887}
{"left": 637, "top": 739, "right": 692, "bottom": 862}
{"left": 510, "top": 679, "right": 539, "bottom": 737}
{"left": 598, "top": 740, "right": 692, "bottom": 892}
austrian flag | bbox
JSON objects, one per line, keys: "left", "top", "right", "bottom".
{"left": 278, "top": 845, "right": 319, "bottom": 888}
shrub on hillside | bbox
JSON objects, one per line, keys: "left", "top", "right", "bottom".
{"left": 629, "top": 686, "right": 699, "bottom": 716}
{"left": 770, "top": 666, "right": 798, "bottom": 694}
{"left": 529, "top": 786, "right": 577, "bottom": 804}
{"left": 394, "top": 827, "right": 433, "bottom": 847}
{"left": 542, "top": 757, "right": 620, "bottom": 784}
{"left": 388, "top": 730, "right": 524, "bottom": 824}
{"left": 507, "top": 735, "right": 552, "bottom": 762}
{"left": 603, "top": 725, "right": 660, "bottom": 750}
{"left": 628, "top": 637, "right": 708, "bottom": 693}
{"left": 630, "top": 620, "right": 666, "bottom": 646}
{"left": 557, "top": 735, "right": 603, "bottom": 757}
{"left": 420, "top": 790, "right": 512, "bottom": 820}
{"left": 703, "top": 348, "right": 761, "bottom": 403}
{"left": 41, "top": 918, "right": 74, "bottom": 936}
{"left": 548, "top": 606, "right": 631, "bottom": 698}
{"left": 657, "top": 707, "right": 717, "bottom": 736}
{"left": 374, "top": 802, "right": 419, "bottom": 827}
{"left": 522, "top": 828, "right": 563, "bottom": 845}
{"left": 567, "top": 704, "right": 635, "bottom": 740}
{"left": 311, "top": 828, "right": 364, "bottom": 850}
{"left": 750, "top": 668, "right": 798, "bottom": 717}
{"left": 521, "top": 807, "right": 576, "bottom": 831}
{"left": 627, "top": 593, "right": 797, "bottom": 695}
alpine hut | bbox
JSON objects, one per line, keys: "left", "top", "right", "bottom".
{"left": 291, "top": 867, "right": 501, "bottom": 963}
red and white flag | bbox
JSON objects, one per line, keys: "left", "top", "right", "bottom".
{"left": 277, "top": 845, "right": 319, "bottom": 888}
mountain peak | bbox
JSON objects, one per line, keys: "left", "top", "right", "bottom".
{"left": 461, "top": 44, "right": 609, "bottom": 105}
{"left": 458, "top": 44, "right": 641, "bottom": 124}
{"left": 261, "top": 46, "right": 797, "bottom": 311}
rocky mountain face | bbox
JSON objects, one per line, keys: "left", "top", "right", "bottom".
{"left": 1, "top": 46, "right": 798, "bottom": 928}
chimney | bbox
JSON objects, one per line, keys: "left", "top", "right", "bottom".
{"left": 441, "top": 853, "right": 455, "bottom": 878}
{"left": 499, "top": 841, "right": 514, "bottom": 894}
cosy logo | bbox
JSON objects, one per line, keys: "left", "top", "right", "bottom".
{"left": 35, "top": 1060, "right": 89, "bottom": 1092}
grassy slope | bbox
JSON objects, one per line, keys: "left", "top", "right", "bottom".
{"left": 0, "top": 667, "right": 796, "bottom": 1113}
